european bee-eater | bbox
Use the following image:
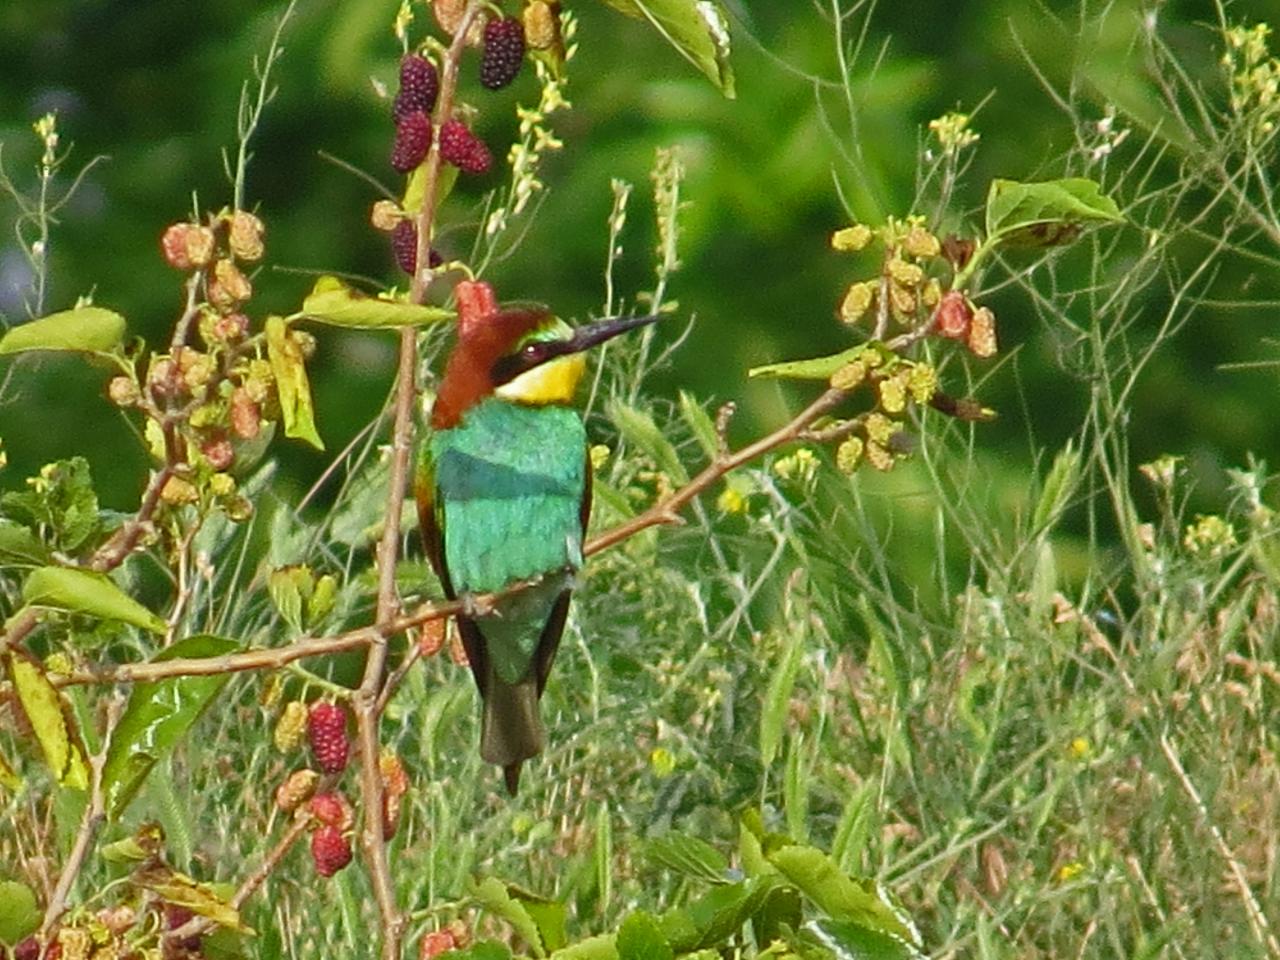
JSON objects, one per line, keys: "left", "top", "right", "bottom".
{"left": 416, "top": 281, "right": 656, "bottom": 794}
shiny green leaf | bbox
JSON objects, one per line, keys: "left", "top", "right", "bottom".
{"left": 607, "top": 399, "right": 688, "bottom": 485}
{"left": 472, "top": 877, "right": 547, "bottom": 957}
{"left": 265, "top": 315, "right": 324, "bottom": 450}
{"left": 601, "top": 0, "right": 734, "bottom": 96}
{"left": 7, "top": 653, "right": 90, "bottom": 790}
{"left": 806, "top": 917, "right": 924, "bottom": 960}
{"left": 617, "top": 912, "right": 673, "bottom": 960}
{"left": 0, "top": 520, "right": 50, "bottom": 566}
{"left": 442, "top": 942, "right": 514, "bottom": 960}
{"left": 985, "top": 178, "right": 1123, "bottom": 248}
{"left": 549, "top": 935, "right": 618, "bottom": 960}
{"left": 0, "top": 306, "right": 126, "bottom": 356}
{"left": 768, "top": 845, "right": 919, "bottom": 948}
{"left": 23, "top": 566, "right": 167, "bottom": 634}
{"left": 0, "top": 880, "right": 40, "bottom": 945}
{"left": 102, "top": 635, "right": 240, "bottom": 817}
{"left": 643, "top": 833, "right": 730, "bottom": 884}
{"left": 663, "top": 878, "right": 777, "bottom": 952}
{"left": 515, "top": 895, "right": 567, "bottom": 954}
{"left": 751, "top": 886, "right": 803, "bottom": 949}
{"left": 749, "top": 347, "right": 866, "bottom": 382}
{"left": 295, "top": 276, "right": 454, "bottom": 329}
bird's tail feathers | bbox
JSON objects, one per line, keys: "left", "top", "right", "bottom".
{"left": 481, "top": 676, "right": 544, "bottom": 796}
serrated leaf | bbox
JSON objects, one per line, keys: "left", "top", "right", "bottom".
{"left": 768, "top": 846, "right": 918, "bottom": 948}
{"left": 0, "top": 306, "right": 126, "bottom": 356}
{"left": 549, "top": 935, "right": 618, "bottom": 960}
{"left": 7, "top": 653, "right": 90, "bottom": 790}
{"left": 295, "top": 276, "right": 454, "bottom": 329}
{"left": 604, "top": 0, "right": 735, "bottom": 96}
{"left": 752, "top": 886, "right": 803, "bottom": 950}
{"left": 985, "top": 178, "right": 1123, "bottom": 249}
{"left": 473, "top": 877, "right": 547, "bottom": 957}
{"left": 805, "top": 917, "right": 924, "bottom": 960}
{"left": 0, "top": 520, "right": 50, "bottom": 566}
{"left": 23, "top": 565, "right": 167, "bottom": 633}
{"left": 443, "top": 941, "right": 515, "bottom": 960}
{"left": 265, "top": 315, "right": 324, "bottom": 450}
{"left": 618, "top": 912, "right": 673, "bottom": 960}
{"left": 749, "top": 347, "right": 866, "bottom": 382}
{"left": 643, "top": 833, "right": 730, "bottom": 884}
{"left": 1, "top": 457, "right": 100, "bottom": 555}
{"left": 516, "top": 896, "right": 568, "bottom": 954}
{"left": 678, "top": 391, "right": 719, "bottom": 463}
{"left": 0, "top": 880, "right": 40, "bottom": 945}
{"left": 607, "top": 399, "right": 688, "bottom": 485}
{"left": 102, "top": 635, "right": 240, "bottom": 818}
{"left": 134, "top": 864, "right": 252, "bottom": 934}
{"left": 664, "top": 878, "right": 777, "bottom": 952}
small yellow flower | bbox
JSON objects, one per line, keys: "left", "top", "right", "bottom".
{"left": 1068, "top": 737, "right": 1091, "bottom": 760}
{"left": 1056, "top": 861, "right": 1085, "bottom": 883}
{"left": 831, "top": 224, "right": 873, "bottom": 252}
{"left": 717, "top": 485, "right": 746, "bottom": 515}
{"left": 836, "top": 437, "right": 864, "bottom": 474}
{"left": 649, "top": 747, "right": 676, "bottom": 777}
{"left": 590, "top": 444, "right": 611, "bottom": 470}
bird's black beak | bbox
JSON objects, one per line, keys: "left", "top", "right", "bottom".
{"left": 561, "top": 312, "right": 661, "bottom": 354}
{"left": 490, "top": 313, "right": 661, "bottom": 387}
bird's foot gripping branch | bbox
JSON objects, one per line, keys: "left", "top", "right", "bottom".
{"left": 0, "top": 2, "right": 1130, "bottom": 959}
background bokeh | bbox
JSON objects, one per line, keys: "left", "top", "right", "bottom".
{"left": 0, "top": 0, "right": 1276, "bottom": 522}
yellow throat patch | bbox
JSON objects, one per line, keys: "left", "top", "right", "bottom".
{"left": 495, "top": 352, "right": 587, "bottom": 406}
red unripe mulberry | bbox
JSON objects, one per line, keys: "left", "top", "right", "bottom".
{"left": 306, "top": 702, "right": 350, "bottom": 774}
{"left": 932, "top": 290, "right": 974, "bottom": 340}
{"left": 310, "top": 825, "right": 353, "bottom": 877}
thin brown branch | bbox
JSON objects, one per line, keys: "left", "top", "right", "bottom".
{"left": 361, "top": 7, "right": 489, "bottom": 957}
{"left": 163, "top": 807, "right": 312, "bottom": 947}
{"left": 586, "top": 387, "right": 847, "bottom": 556}
{"left": 39, "top": 696, "right": 121, "bottom": 938}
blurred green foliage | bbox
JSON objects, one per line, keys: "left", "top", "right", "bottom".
{"left": 0, "top": 0, "right": 1276, "bottom": 524}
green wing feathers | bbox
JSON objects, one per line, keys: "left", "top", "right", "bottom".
{"left": 418, "top": 398, "right": 590, "bottom": 793}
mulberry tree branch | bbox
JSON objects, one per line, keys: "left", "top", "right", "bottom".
{"left": 363, "top": 5, "right": 489, "bottom": 957}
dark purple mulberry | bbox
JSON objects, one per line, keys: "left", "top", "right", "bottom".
{"left": 438, "top": 119, "right": 492, "bottom": 176}
{"left": 390, "top": 221, "right": 442, "bottom": 275}
{"left": 480, "top": 17, "right": 526, "bottom": 90}
{"left": 395, "top": 54, "right": 439, "bottom": 122}
{"left": 391, "top": 111, "right": 432, "bottom": 173}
